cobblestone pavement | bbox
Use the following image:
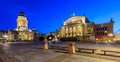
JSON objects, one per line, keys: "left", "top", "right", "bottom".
{"left": 60, "top": 54, "right": 118, "bottom": 62}
{"left": 2, "top": 43, "right": 63, "bottom": 62}
{"left": 0, "top": 42, "right": 120, "bottom": 62}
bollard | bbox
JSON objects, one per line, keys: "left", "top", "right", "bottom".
{"left": 43, "top": 41, "right": 48, "bottom": 50}
{"left": 69, "top": 42, "right": 75, "bottom": 54}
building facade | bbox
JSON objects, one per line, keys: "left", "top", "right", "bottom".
{"left": 0, "top": 31, "right": 3, "bottom": 39}
{"left": 0, "top": 30, "right": 7, "bottom": 41}
{"left": 6, "top": 11, "right": 41, "bottom": 41}
{"left": 16, "top": 11, "right": 28, "bottom": 31}
{"left": 58, "top": 14, "right": 114, "bottom": 42}
{"left": 95, "top": 19, "right": 114, "bottom": 42}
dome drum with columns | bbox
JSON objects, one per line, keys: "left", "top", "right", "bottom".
{"left": 16, "top": 11, "right": 28, "bottom": 31}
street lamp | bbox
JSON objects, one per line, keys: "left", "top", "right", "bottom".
{"left": 49, "top": 37, "right": 52, "bottom": 40}
{"left": 104, "top": 31, "right": 107, "bottom": 42}
{"left": 105, "top": 31, "right": 107, "bottom": 33}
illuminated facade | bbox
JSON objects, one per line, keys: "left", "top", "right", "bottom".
{"left": 7, "top": 29, "right": 36, "bottom": 41}
{"left": 58, "top": 14, "right": 95, "bottom": 41}
{"left": 58, "top": 14, "right": 114, "bottom": 42}
{"left": 0, "top": 31, "right": 3, "bottom": 39}
{"left": 16, "top": 11, "right": 28, "bottom": 31}
{"left": 7, "top": 11, "right": 41, "bottom": 41}
{"left": 0, "top": 30, "right": 7, "bottom": 40}
{"left": 115, "top": 32, "right": 120, "bottom": 41}
{"left": 95, "top": 19, "right": 114, "bottom": 42}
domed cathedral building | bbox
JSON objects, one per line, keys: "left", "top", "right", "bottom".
{"left": 58, "top": 13, "right": 114, "bottom": 42}
{"left": 7, "top": 11, "right": 41, "bottom": 41}
{"left": 16, "top": 11, "right": 28, "bottom": 31}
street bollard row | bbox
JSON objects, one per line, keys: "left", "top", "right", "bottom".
{"left": 43, "top": 41, "right": 76, "bottom": 54}
{"left": 43, "top": 41, "right": 120, "bottom": 56}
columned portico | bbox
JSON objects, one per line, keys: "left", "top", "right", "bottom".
{"left": 58, "top": 14, "right": 95, "bottom": 41}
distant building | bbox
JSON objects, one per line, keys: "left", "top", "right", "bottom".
{"left": 35, "top": 32, "right": 41, "bottom": 41}
{"left": 57, "top": 14, "right": 114, "bottom": 42}
{"left": 113, "top": 29, "right": 120, "bottom": 41}
{"left": 0, "top": 11, "right": 41, "bottom": 42}
{"left": 0, "top": 31, "right": 3, "bottom": 38}
{"left": 115, "top": 33, "right": 120, "bottom": 41}
{"left": 95, "top": 18, "right": 114, "bottom": 42}
{"left": 0, "top": 30, "right": 7, "bottom": 41}
{"left": 45, "top": 32, "right": 58, "bottom": 41}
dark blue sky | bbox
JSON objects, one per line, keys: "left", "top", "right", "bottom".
{"left": 0, "top": 0, "right": 120, "bottom": 34}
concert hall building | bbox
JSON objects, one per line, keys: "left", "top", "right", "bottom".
{"left": 57, "top": 14, "right": 114, "bottom": 42}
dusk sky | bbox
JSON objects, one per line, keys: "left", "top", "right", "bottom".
{"left": 0, "top": 0, "right": 120, "bottom": 34}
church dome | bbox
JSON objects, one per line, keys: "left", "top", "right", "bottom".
{"left": 19, "top": 11, "right": 25, "bottom": 16}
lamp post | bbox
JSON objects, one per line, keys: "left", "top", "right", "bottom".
{"left": 104, "top": 31, "right": 107, "bottom": 42}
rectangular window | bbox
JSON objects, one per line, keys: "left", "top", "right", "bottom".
{"left": 96, "top": 32, "right": 98, "bottom": 36}
{"left": 103, "top": 32, "right": 105, "bottom": 35}
{"left": 98, "top": 32, "right": 100, "bottom": 35}
{"left": 97, "top": 28, "right": 99, "bottom": 31}
{"left": 99, "top": 28, "right": 101, "bottom": 31}
{"left": 105, "top": 27, "right": 107, "bottom": 30}
{"left": 103, "top": 27, "right": 104, "bottom": 30}
{"left": 100, "top": 28, "right": 102, "bottom": 31}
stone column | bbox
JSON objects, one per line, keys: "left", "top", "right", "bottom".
{"left": 67, "top": 27, "right": 70, "bottom": 37}
{"left": 69, "top": 42, "right": 75, "bottom": 54}
{"left": 64, "top": 27, "right": 66, "bottom": 37}
{"left": 43, "top": 41, "right": 48, "bottom": 50}
{"left": 72, "top": 27, "right": 73, "bottom": 37}
{"left": 66, "top": 27, "right": 68, "bottom": 37}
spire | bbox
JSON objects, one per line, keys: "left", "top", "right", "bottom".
{"left": 19, "top": 11, "right": 25, "bottom": 16}
{"left": 110, "top": 18, "right": 114, "bottom": 23}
